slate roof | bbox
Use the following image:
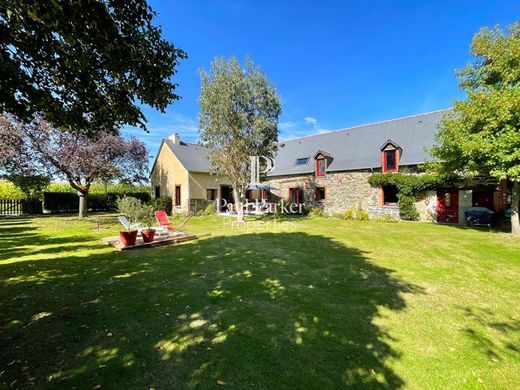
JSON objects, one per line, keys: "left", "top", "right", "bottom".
{"left": 267, "top": 109, "right": 449, "bottom": 177}
{"left": 155, "top": 109, "right": 450, "bottom": 177}
{"left": 160, "top": 139, "right": 213, "bottom": 173}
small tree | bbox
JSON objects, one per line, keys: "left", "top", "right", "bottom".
{"left": 198, "top": 57, "right": 281, "bottom": 221}
{"left": 8, "top": 175, "right": 50, "bottom": 199}
{"left": 2, "top": 116, "right": 149, "bottom": 218}
{"left": 431, "top": 22, "right": 520, "bottom": 235}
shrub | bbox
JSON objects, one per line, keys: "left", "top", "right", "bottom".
{"left": 23, "top": 197, "right": 43, "bottom": 214}
{"left": 47, "top": 182, "right": 151, "bottom": 194}
{"left": 0, "top": 180, "right": 24, "bottom": 200}
{"left": 356, "top": 209, "right": 369, "bottom": 221}
{"left": 137, "top": 204, "right": 155, "bottom": 229}
{"left": 43, "top": 192, "right": 78, "bottom": 213}
{"left": 9, "top": 175, "right": 50, "bottom": 198}
{"left": 373, "top": 216, "right": 399, "bottom": 223}
{"left": 116, "top": 196, "right": 144, "bottom": 227}
{"left": 152, "top": 196, "right": 173, "bottom": 215}
{"left": 203, "top": 202, "right": 216, "bottom": 215}
{"left": 397, "top": 194, "right": 420, "bottom": 221}
{"left": 42, "top": 191, "right": 150, "bottom": 213}
{"left": 308, "top": 207, "right": 324, "bottom": 218}
{"left": 343, "top": 209, "right": 355, "bottom": 220}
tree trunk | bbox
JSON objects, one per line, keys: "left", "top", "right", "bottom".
{"left": 233, "top": 188, "right": 244, "bottom": 222}
{"left": 512, "top": 181, "right": 520, "bottom": 236}
{"left": 78, "top": 192, "right": 88, "bottom": 218}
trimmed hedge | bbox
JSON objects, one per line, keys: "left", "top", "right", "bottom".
{"left": 43, "top": 192, "right": 151, "bottom": 213}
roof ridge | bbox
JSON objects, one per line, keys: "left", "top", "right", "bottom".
{"left": 164, "top": 139, "right": 207, "bottom": 148}
{"left": 279, "top": 108, "right": 451, "bottom": 143}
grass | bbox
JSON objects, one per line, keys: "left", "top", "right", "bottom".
{"left": 0, "top": 214, "right": 519, "bottom": 389}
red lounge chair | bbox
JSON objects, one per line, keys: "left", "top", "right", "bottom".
{"left": 155, "top": 210, "right": 193, "bottom": 236}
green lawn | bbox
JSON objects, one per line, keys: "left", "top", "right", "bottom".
{"left": 1, "top": 214, "right": 519, "bottom": 389}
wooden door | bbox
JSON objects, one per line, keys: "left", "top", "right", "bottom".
{"left": 437, "top": 189, "right": 459, "bottom": 223}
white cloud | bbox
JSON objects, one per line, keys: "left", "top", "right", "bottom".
{"left": 304, "top": 116, "right": 317, "bottom": 125}
{"left": 278, "top": 121, "right": 296, "bottom": 131}
{"left": 277, "top": 116, "right": 331, "bottom": 140}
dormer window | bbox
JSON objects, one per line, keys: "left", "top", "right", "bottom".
{"left": 380, "top": 140, "right": 401, "bottom": 173}
{"left": 384, "top": 149, "right": 397, "bottom": 172}
{"left": 316, "top": 158, "right": 326, "bottom": 177}
{"left": 313, "top": 150, "right": 331, "bottom": 177}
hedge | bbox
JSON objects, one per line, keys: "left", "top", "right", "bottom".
{"left": 43, "top": 192, "right": 151, "bottom": 213}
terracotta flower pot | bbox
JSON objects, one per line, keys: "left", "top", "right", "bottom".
{"left": 119, "top": 230, "right": 138, "bottom": 246}
{"left": 141, "top": 229, "right": 156, "bottom": 243}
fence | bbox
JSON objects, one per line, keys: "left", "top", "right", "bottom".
{"left": 0, "top": 199, "right": 24, "bottom": 216}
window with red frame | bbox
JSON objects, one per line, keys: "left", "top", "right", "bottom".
{"left": 289, "top": 188, "right": 304, "bottom": 204}
{"left": 383, "top": 149, "right": 397, "bottom": 172}
{"left": 315, "top": 158, "right": 326, "bottom": 176}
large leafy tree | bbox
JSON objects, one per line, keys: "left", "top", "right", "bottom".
{"left": 0, "top": 0, "right": 186, "bottom": 134}
{"left": 431, "top": 22, "right": 520, "bottom": 235}
{"left": 198, "top": 57, "right": 281, "bottom": 222}
{"left": 1, "top": 116, "right": 148, "bottom": 217}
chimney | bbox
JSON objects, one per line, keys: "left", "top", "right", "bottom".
{"left": 169, "top": 133, "right": 180, "bottom": 145}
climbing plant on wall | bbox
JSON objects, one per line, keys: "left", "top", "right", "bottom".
{"left": 368, "top": 173, "right": 454, "bottom": 220}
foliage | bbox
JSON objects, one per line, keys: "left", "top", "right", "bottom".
{"left": 47, "top": 182, "right": 150, "bottom": 194}
{"left": 23, "top": 197, "right": 43, "bottom": 215}
{"left": 152, "top": 196, "right": 173, "bottom": 215}
{"left": 1, "top": 116, "right": 149, "bottom": 217}
{"left": 373, "top": 216, "right": 399, "bottom": 223}
{"left": 0, "top": 0, "right": 186, "bottom": 134}
{"left": 136, "top": 204, "right": 155, "bottom": 229}
{"left": 308, "top": 207, "right": 325, "bottom": 218}
{"left": 43, "top": 192, "right": 150, "bottom": 214}
{"left": 368, "top": 173, "right": 450, "bottom": 221}
{"left": 8, "top": 175, "right": 50, "bottom": 198}
{"left": 0, "top": 116, "right": 22, "bottom": 165}
{"left": 430, "top": 22, "right": 520, "bottom": 234}
{"left": 203, "top": 202, "right": 216, "bottom": 215}
{"left": 356, "top": 209, "right": 369, "bottom": 221}
{"left": 0, "top": 179, "right": 24, "bottom": 199}
{"left": 0, "top": 180, "right": 150, "bottom": 200}
{"left": 343, "top": 209, "right": 355, "bottom": 220}
{"left": 198, "top": 57, "right": 281, "bottom": 221}
{"left": 116, "top": 196, "right": 145, "bottom": 228}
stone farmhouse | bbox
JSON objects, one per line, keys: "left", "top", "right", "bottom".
{"left": 150, "top": 110, "right": 512, "bottom": 223}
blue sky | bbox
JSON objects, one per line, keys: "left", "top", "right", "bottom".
{"left": 122, "top": 1, "right": 518, "bottom": 164}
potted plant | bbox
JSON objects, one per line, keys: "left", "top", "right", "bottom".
{"left": 116, "top": 196, "right": 142, "bottom": 246}
{"left": 139, "top": 204, "right": 156, "bottom": 243}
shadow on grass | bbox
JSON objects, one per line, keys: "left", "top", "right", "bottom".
{"left": 461, "top": 306, "right": 520, "bottom": 362}
{"left": 0, "top": 222, "right": 95, "bottom": 262}
{"left": 0, "top": 228, "right": 423, "bottom": 388}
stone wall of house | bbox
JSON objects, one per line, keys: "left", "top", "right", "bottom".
{"left": 267, "top": 168, "right": 441, "bottom": 222}
{"left": 267, "top": 170, "right": 379, "bottom": 215}
{"left": 415, "top": 191, "right": 437, "bottom": 222}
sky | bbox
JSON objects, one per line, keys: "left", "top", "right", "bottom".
{"left": 121, "top": 0, "right": 519, "bottom": 165}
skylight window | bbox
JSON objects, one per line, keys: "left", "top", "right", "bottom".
{"left": 295, "top": 157, "right": 309, "bottom": 165}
